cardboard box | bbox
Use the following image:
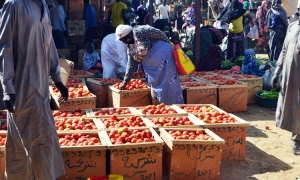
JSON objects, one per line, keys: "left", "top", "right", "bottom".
{"left": 59, "top": 58, "right": 74, "bottom": 86}
{"left": 50, "top": 83, "right": 97, "bottom": 110}
{"left": 201, "top": 114, "right": 250, "bottom": 160}
{"left": 217, "top": 85, "right": 249, "bottom": 113}
{"left": 101, "top": 127, "right": 164, "bottom": 179}
{"left": 85, "top": 78, "right": 122, "bottom": 108}
{"left": 0, "top": 133, "right": 5, "bottom": 179}
{"left": 57, "top": 131, "right": 108, "bottom": 180}
{"left": 67, "top": 20, "right": 86, "bottom": 36}
{"left": 68, "top": 11, "right": 83, "bottom": 20}
{"left": 108, "top": 86, "right": 151, "bottom": 108}
{"left": 160, "top": 128, "right": 224, "bottom": 180}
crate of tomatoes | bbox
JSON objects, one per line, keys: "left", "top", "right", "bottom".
{"left": 195, "top": 75, "right": 248, "bottom": 112}
{"left": 108, "top": 79, "right": 151, "bottom": 107}
{"left": 196, "top": 110, "right": 250, "bottom": 160}
{"left": 101, "top": 127, "right": 164, "bottom": 179}
{"left": 180, "top": 77, "right": 218, "bottom": 105}
{"left": 57, "top": 131, "right": 108, "bottom": 180}
{"left": 226, "top": 74, "right": 263, "bottom": 104}
{"left": 0, "top": 133, "right": 5, "bottom": 179}
{"left": 86, "top": 78, "right": 123, "bottom": 108}
{"left": 87, "top": 107, "right": 137, "bottom": 117}
{"left": 50, "top": 83, "right": 96, "bottom": 110}
{"left": 160, "top": 128, "right": 224, "bottom": 180}
{"left": 70, "top": 70, "right": 94, "bottom": 79}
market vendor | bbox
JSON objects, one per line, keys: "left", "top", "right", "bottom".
{"left": 83, "top": 43, "right": 103, "bottom": 73}
{"left": 116, "top": 25, "right": 184, "bottom": 105}
{"left": 101, "top": 33, "right": 128, "bottom": 78}
{"left": 242, "top": 49, "right": 270, "bottom": 77}
{"left": 0, "top": 0, "right": 68, "bottom": 178}
{"left": 271, "top": 20, "right": 300, "bottom": 155}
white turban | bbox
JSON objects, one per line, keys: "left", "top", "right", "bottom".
{"left": 115, "top": 25, "right": 133, "bottom": 41}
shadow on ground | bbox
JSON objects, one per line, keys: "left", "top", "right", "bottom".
{"left": 220, "top": 141, "right": 293, "bottom": 180}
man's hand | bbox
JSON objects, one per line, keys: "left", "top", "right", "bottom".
{"left": 4, "top": 94, "right": 16, "bottom": 113}
{"left": 55, "top": 82, "right": 68, "bottom": 102}
{"left": 271, "top": 74, "right": 279, "bottom": 89}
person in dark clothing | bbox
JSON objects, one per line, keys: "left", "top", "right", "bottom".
{"left": 50, "top": 0, "right": 67, "bottom": 48}
{"left": 84, "top": 0, "right": 98, "bottom": 44}
{"left": 154, "top": 18, "right": 172, "bottom": 37}
{"left": 174, "top": 1, "right": 183, "bottom": 33}
{"left": 199, "top": 45, "right": 223, "bottom": 71}
{"left": 136, "top": 7, "right": 148, "bottom": 25}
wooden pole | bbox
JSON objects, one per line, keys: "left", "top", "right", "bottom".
{"left": 194, "top": 0, "right": 201, "bottom": 70}
{"left": 149, "top": 0, "right": 154, "bottom": 26}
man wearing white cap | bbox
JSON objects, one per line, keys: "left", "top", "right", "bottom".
{"left": 101, "top": 33, "right": 128, "bottom": 78}
{"left": 115, "top": 24, "right": 184, "bottom": 105}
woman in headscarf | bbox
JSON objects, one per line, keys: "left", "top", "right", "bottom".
{"left": 256, "top": 1, "right": 269, "bottom": 53}
{"left": 223, "top": 0, "right": 254, "bottom": 61}
{"left": 199, "top": 45, "right": 223, "bottom": 71}
{"left": 266, "top": 0, "right": 288, "bottom": 61}
{"left": 242, "top": 49, "right": 267, "bottom": 77}
{"left": 83, "top": 43, "right": 102, "bottom": 71}
{"left": 116, "top": 25, "right": 184, "bottom": 105}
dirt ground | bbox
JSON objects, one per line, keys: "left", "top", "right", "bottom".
{"left": 220, "top": 104, "right": 300, "bottom": 180}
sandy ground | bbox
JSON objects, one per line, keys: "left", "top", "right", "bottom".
{"left": 220, "top": 104, "right": 300, "bottom": 180}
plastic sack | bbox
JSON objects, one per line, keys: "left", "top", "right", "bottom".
{"left": 172, "top": 44, "right": 196, "bottom": 75}
{"left": 213, "top": 20, "right": 222, "bottom": 29}
{"left": 262, "top": 65, "right": 282, "bottom": 91}
{"left": 246, "top": 25, "right": 259, "bottom": 39}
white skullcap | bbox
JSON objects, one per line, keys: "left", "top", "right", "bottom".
{"left": 115, "top": 25, "right": 133, "bottom": 41}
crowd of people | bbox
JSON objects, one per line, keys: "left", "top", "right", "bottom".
{"left": 0, "top": 0, "right": 299, "bottom": 179}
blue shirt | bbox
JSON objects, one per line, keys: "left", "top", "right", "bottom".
{"left": 269, "top": 12, "right": 284, "bottom": 29}
{"left": 50, "top": 4, "right": 66, "bottom": 31}
{"left": 84, "top": 4, "right": 98, "bottom": 29}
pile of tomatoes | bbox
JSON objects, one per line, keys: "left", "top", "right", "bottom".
{"left": 181, "top": 82, "right": 208, "bottom": 87}
{"left": 71, "top": 70, "right": 89, "bottom": 76}
{"left": 52, "top": 108, "right": 86, "bottom": 118}
{"left": 231, "top": 74, "right": 258, "bottom": 79}
{"left": 213, "top": 70, "right": 240, "bottom": 75}
{"left": 53, "top": 84, "right": 94, "bottom": 98}
{"left": 191, "top": 71, "right": 214, "bottom": 76}
{"left": 108, "top": 128, "right": 155, "bottom": 144}
{"left": 93, "top": 108, "right": 132, "bottom": 116}
{"left": 168, "top": 130, "right": 214, "bottom": 140}
{"left": 68, "top": 77, "right": 82, "bottom": 83}
{"left": 149, "top": 116, "right": 194, "bottom": 127}
{"left": 59, "top": 133, "right": 101, "bottom": 146}
{"left": 55, "top": 118, "right": 97, "bottom": 130}
{"left": 101, "top": 115, "right": 146, "bottom": 128}
{"left": 112, "top": 79, "right": 148, "bottom": 90}
{"left": 180, "top": 78, "right": 196, "bottom": 82}
{"left": 178, "top": 106, "right": 219, "bottom": 113}
{"left": 138, "top": 103, "right": 178, "bottom": 115}
{"left": 94, "top": 78, "right": 122, "bottom": 83}
{"left": 0, "top": 136, "right": 6, "bottom": 146}
{"left": 198, "top": 112, "right": 237, "bottom": 124}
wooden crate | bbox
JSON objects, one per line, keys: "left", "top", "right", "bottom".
{"left": 225, "top": 75, "right": 263, "bottom": 104}
{"left": 57, "top": 49, "right": 71, "bottom": 60}
{"left": 160, "top": 128, "right": 224, "bottom": 180}
{"left": 70, "top": 70, "right": 95, "bottom": 79}
{"left": 58, "top": 131, "right": 108, "bottom": 180}
{"left": 50, "top": 84, "right": 97, "bottom": 110}
{"left": 67, "top": 20, "right": 85, "bottom": 36}
{"left": 52, "top": 108, "right": 91, "bottom": 118}
{"left": 85, "top": 78, "right": 122, "bottom": 108}
{"left": 172, "top": 104, "right": 226, "bottom": 116}
{"left": 108, "top": 86, "right": 151, "bottom": 108}
{"left": 217, "top": 84, "right": 248, "bottom": 113}
{"left": 131, "top": 105, "right": 188, "bottom": 117}
{"left": 96, "top": 115, "right": 150, "bottom": 129}
{"left": 182, "top": 84, "right": 218, "bottom": 105}
{"left": 142, "top": 114, "right": 202, "bottom": 129}
{"left": 68, "top": 11, "right": 83, "bottom": 20}
{"left": 88, "top": 107, "right": 138, "bottom": 117}
{"left": 54, "top": 117, "right": 102, "bottom": 131}
{"left": 201, "top": 114, "right": 250, "bottom": 160}
{"left": 101, "top": 128, "right": 164, "bottom": 180}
